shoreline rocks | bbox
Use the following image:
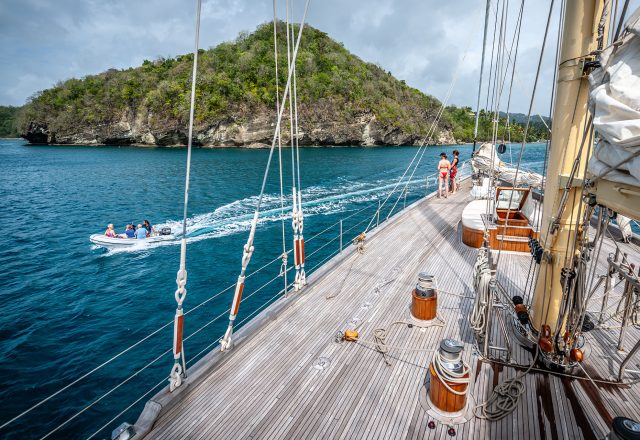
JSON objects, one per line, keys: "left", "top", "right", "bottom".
{"left": 22, "top": 109, "right": 457, "bottom": 147}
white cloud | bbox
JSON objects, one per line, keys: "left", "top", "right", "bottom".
{"left": 1, "top": 0, "right": 638, "bottom": 116}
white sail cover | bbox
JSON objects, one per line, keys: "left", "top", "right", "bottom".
{"left": 472, "top": 142, "right": 544, "bottom": 188}
{"left": 588, "top": 7, "right": 640, "bottom": 187}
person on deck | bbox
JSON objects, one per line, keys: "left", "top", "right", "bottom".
{"left": 124, "top": 224, "right": 135, "bottom": 238}
{"left": 104, "top": 224, "right": 117, "bottom": 238}
{"left": 450, "top": 150, "right": 460, "bottom": 194}
{"left": 437, "top": 153, "right": 451, "bottom": 199}
{"left": 143, "top": 219, "right": 154, "bottom": 235}
{"left": 135, "top": 224, "right": 148, "bottom": 239}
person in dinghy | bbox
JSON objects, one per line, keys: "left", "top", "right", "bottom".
{"left": 135, "top": 224, "right": 148, "bottom": 239}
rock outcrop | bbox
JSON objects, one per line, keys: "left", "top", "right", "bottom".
{"left": 23, "top": 107, "right": 457, "bottom": 147}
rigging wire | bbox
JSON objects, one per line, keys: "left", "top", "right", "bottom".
{"left": 476, "top": 0, "right": 557, "bottom": 422}
{"left": 613, "top": 0, "right": 630, "bottom": 41}
{"left": 274, "top": 1, "right": 289, "bottom": 295}
{"left": 503, "top": 0, "right": 525, "bottom": 164}
{"left": 495, "top": 0, "right": 556, "bottom": 266}
{"left": 219, "top": 0, "right": 312, "bottom": 351}
{"left": 473, "top": 0, "right": 492, "bottom": 150}
{"left": 524, "top": 0, "right": 565, "bottom": 303}
{"left": 365, "top": 8, "right": 485, "bottom": 231}
{"left": 167, "top": 0, "right": 203, "bottom": 392}
{"left": 485, "top": 0, "right": 501, "bottom": 134}
{"left": 486, "top": 0, "right": 509, "bottom": 221}
{"left": 286, "top": 0, "right": 306, "bottom": 292}
{"left": 41, "top": 260, "right": 300, "bottom": 439}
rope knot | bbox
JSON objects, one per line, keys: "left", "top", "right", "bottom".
{"left": 169, "top": 362, "right": 183, "bottom": 392}
{"left": 175, "top": 269, "right": 188, "bottom": 305}
{"left": 279, "top": 252, "right": 288, "bottom": 276}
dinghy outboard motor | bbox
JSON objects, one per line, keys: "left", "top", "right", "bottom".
{"left": 608, "top": 417, "right": 640, "bottom": 440}
{"left": 160, "top": 227, "right": 172, "bottom": 236}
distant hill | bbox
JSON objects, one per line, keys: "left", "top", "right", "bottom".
{"left": 502, "top": 112, "right": 551, "bottom": 125}
{"left": 0, "top": 106, "right": 21, "bottom": 137}
{"left": 442, "top": 107, "right": 550, "bottom": 143}
{"left": 16, "top": 21, "right": 547, "bottom": 146}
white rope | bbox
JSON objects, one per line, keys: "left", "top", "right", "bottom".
{"left": 273, "top": 1, "right": 288, "bottom": 295}
{"left": 220, "top": 0, "right": 312, "bottom": 351}
{"left": 286, "top": 1, "right": 306, "bottom": 291}
{"left": 470, "top": 247, "right": 492, "bottom": 336}
{"left": 432, "top": 350, "right": 471, "bottom": 396}
{"left": 371, "top": 320, "right": 445, "bottom": 366}
{"left": 475, "top": 343, "right": 540, "bottom": 421}
{"left": 169, "top": 0, "right": 202, "bottom": 393}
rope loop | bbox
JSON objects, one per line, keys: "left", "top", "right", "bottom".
{"left": 279, "top": 252, "right": 288, "bottom": 277}
{"left": 292, "top": 208, "right": 300, "bottom": 232}
{"left": 298, "top": 211, "right": 304, "bottom": 234}
{"left": 168, "top": 362, "right": 183, "bottom": 392}
{"left": 175, "top": 269, "right": 188, "bottom": 306}
{"left": 299, "top": 268, "right": 306, "bottom": 286}
{"left": 242, "top": 244, "right": 254, "bottom": 267}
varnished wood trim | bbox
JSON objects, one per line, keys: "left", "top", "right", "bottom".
{"left": 462, "top": 225, "right": 484, "bottom": 248}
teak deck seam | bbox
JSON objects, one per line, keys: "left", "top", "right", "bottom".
{"left": 137, "top": 182, "right": 640, "bottom": 439}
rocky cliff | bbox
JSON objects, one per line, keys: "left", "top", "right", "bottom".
{"left": 21, "top": 22, "right": 457, "bottom": 147}
{"left": 23, "top": 107, "right": 456, "bottom": 147}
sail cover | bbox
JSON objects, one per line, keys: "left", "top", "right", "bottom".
{"left": 588, "top": 7, "right": 640, "bottom": 187}
{"left": 472, "top": 142, "right": 544, "bottom": 188}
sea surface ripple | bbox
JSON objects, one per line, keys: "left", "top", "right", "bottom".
{"left": 0, "top": 139, "right": 547, "bottom": 438}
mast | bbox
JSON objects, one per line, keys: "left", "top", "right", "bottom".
{"left": 530, "top": 0, "right": 607, "bottom": 333}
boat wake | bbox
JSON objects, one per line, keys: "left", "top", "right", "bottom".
{"left": 101, "top": 175, "right": 435, "bottom": 255}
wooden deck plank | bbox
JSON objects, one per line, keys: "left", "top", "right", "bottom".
{"left": 139, "top": 182, "right": 640, "bottom": 440}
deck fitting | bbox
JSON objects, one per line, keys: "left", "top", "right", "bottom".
{"left": 312, "top": 357, "right": 331, "bottom": 370}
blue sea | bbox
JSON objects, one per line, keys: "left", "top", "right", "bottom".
{"left": 0, "top": 139, "right": 547, "bottom": 438}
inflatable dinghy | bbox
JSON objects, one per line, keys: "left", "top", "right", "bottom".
{"left": 90, "top": 229, "right": 175, "bottom": 248}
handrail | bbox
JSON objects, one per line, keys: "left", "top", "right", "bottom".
{"left": 3, "top": 168, "right": 449, "bottom": 438}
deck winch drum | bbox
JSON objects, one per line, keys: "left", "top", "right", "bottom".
{"left": 428, "top": 339, "right": 470, "bottom": 413}
{"left": 411, "top": 272, "right": 437, "bottom": 320}
{"left": 609, "top": 417, "right": 640, "bottom": 440}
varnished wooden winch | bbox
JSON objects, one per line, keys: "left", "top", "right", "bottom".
{"left": 428, "top": 339, "right": 470, "bottom": 413}
{"left": 411, "top": 272, "right": 437, "bottom": 321}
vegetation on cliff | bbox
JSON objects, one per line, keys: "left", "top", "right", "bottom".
{"left": 444, "top": 107, "right": 550, "bottom": 143}
{"left": 0, "top": 106, "right": 21, "bottom": 137}
{"left": 15, "top": 21, "right": 548, "bottom": 144}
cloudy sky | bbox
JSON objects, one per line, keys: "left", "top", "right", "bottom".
{"left": 0, "top": 0, "right": 633, "bottom": 114}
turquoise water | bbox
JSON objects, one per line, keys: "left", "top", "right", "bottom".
{"left": 0, "top": 139, "right": 546, "bottom": 438}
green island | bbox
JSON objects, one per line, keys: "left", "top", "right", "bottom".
{"left": 6, "top": 22, "right": 549, "bottom": 146}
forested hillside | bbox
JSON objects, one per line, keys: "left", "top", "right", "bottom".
{"left": 16, "top": 21, "right": 548, "bottom": 146}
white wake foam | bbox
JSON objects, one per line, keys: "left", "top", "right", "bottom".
{"left": 101, "top": 175, "right": 434, "bottom": 255}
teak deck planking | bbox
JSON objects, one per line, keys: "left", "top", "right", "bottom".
{"left": 139, "top": 181, "right": 640, "bottom": 439}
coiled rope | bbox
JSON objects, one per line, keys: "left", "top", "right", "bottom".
{"left": 344, "top": 320, "right": 445, "bottom": 366}
{"left": 470, "top": 248, "right": 492, "bottom": 337}
{"left": 474, "top": 345, "right": 539, "bottom": 421}
{"left": 432, "top": 350, "right": 471, "bottom": 396}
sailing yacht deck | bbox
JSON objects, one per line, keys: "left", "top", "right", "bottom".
{"left": 137, "top": 182, "right": 640, "bottom": 440}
